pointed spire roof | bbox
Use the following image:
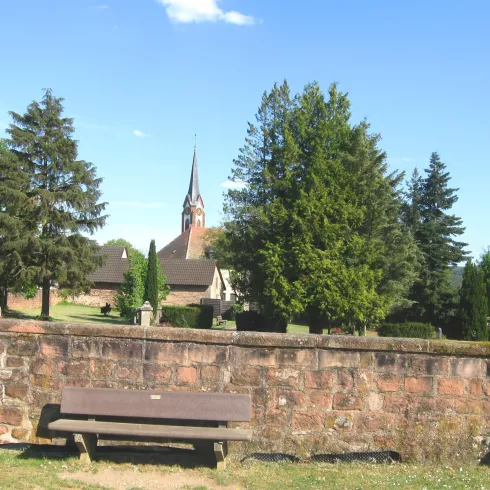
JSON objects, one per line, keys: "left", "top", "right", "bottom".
{"left": 187, "top": 145, "right": 201, "bottom": 205}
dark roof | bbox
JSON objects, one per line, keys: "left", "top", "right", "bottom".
{"left": 160, "top": 259, "right": 217, "bottom": 286}
{"left": 88, "top": 246, "right": 129, "bottom": 284}
{"left": 186, "top": 147, "right": 202, "bottom": 206}
{"left": 157, "top": 226, "right": 209, "bottom": 260}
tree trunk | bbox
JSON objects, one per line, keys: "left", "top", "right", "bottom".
{"left": 41, "top": 276, "right": 51, "bottom": 319}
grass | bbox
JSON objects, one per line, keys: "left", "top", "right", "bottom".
{"left": 0, "top": 447, "right": 489, "bottom": 489}
{"left": 3, "top": 303, "right": 377, "bottom": 336}
{"left": 3, "top": 303, "right": 130, "bottom": 326}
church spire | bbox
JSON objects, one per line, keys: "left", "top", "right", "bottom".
{"left": 182, "top": 141, "right": 205, "bottom": 233}
{"left": 187, "top": 144, "right": 201, "bottom": 205}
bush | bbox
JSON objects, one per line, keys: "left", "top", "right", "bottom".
{"left": 161, "top": 305, "right": 213, "bottom": 329}
{"left": 235, "top": 311, "right": 286, "bottom": 333}
{"left": 225, "top": 303, "right": 244, "bottom": 321}
{"left": 378, "top": 322, "right": 435, "bottom": 339}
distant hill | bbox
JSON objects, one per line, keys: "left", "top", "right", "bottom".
{"left": 450, "top": 266, "right": 464, "bottom": 289}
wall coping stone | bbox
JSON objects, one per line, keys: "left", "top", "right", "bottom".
{"left": 0, "top": 319, "right": 489, "bottom": 357}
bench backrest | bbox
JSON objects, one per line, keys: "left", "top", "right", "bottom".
{"left": 60, "top": 387, "right": 251, "bottom": 422}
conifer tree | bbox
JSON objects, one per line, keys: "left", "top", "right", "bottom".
{"left": 404, "top": 153, "right": 467, "bottom": 324}
{"left": 480, "top": 249, "right": 490, "bottom": 312}
{"left": 5, "top": 90, "right": 106, "bottom": 318}
{"left": 0, "top": 141, "right": 32, "bottom": 308}
{"left": 458, "top": 261, "right": 488, "bottom": 341}
{"left": 144, "top": 239, "right": 159, "bottom": 317}
{"left": 222, "top": 81, "right": 419, "bottom": 333}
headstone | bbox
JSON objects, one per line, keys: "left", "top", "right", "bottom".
{"left": 138, "top": 301, "right": 153, "bottom": 327}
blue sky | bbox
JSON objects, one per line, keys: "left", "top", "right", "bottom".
{"left": 1, "top": 0, "right": 489, "bottom": 257}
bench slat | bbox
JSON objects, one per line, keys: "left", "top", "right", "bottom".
{"left": 48, "top": 419, "right": 252, "bottom": 441}
{"left": 60, "top": 388, "right": 251, "bottom": 422}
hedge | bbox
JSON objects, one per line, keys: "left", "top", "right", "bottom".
{"left": 161, "top": 305, "right": 213, "bottom": 329}
{"left": 224, "top": 303, "right": 244, "bottom": 321}
{"left": 378, "top": 322, "right": 435, "bottom": 339}
{"left": 235, "top": 311, "right": 287, "bottom": 333}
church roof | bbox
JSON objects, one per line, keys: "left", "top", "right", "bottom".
{"left": 88, "top": 246, "right": 129, "bottom": 284}
{"left": 160, "top": 259, "right": 217, "bottom": 286}
{"left": 186, "top": 147, "right": 202, "bottom": 206}
{"left": 157, "top": 226, "right": 209, "bottom": 260}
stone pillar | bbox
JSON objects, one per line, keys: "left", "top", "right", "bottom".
{"left": 138, "top": 301, "right": 153, "bottom": 327}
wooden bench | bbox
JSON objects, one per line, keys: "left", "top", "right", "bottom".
{"left": 48, "top": 387, "right": 252, "bottom": 469}
{"left": 216, "top": 315, "right": 227, "bottom": 326}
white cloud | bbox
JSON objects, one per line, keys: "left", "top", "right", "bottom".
{"left": 95, "top": 4, "right": 109, "bottom": 9}
{"left": 157, "top": 0, "right": 255, "bottom": 25}
{"left": 111, "top": 201, "right": 167, "bottom": 209}
{"left": 133, "top": 129, "right": 150, "bottom": 138}
{"left": 221, "top": 179, "right": 247, "bottom": 189}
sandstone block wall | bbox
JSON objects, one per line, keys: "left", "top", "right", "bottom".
{"left": 71, "top": 287, "right": 118, "bottom": 308}
{"left": 163, "top": 285, "right": 210, "bottom": 306}
{"left": 0, "top": 319, "right": 489, "bottom": 463}
{"left": 6, "top": 290, "right": 62, "bottom": 310}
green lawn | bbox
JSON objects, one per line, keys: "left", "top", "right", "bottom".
{"left": 3, "top": 303, "right": 130, "bottom": 325}
{"left": 0, "top": 447, "right": 489, "bottom": 489}
{"left": 3, "top": 304, "right": 377, "bottom": 336}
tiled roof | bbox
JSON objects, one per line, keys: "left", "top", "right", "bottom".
{"left": 88, "top": 246, "right": 129, "bottom": 284}
{"left": 157, "top": 227, "right": 209, "bottom": 260}
{"left": 160, "top": 259, "right": 217, "bottom": 286}
{"left": 157, "top": 228, "right": 192, "bottom": 260}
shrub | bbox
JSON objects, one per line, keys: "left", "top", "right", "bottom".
{"left": 161, "top": 305, "right": 213, "bottom": 329}
{"left": 378, "top": 322, "right": 435, "bottom": 339}
{"left": 225, "top": 303, "right": 244, "bottom": 321}
{"left": 235, "top": 311, "right": 286, "bottom": 333}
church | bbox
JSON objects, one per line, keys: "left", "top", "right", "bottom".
{"left": 74, "top": 147, "right": 232, "bottom": 308}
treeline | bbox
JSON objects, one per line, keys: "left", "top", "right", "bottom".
{"left": 214, "top": 80, "right": 488, "bottom": 339}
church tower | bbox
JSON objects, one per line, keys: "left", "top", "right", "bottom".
{"left": 182, "top": 146, "right": 205, "bottom": 232}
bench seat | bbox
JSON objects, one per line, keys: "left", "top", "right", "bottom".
{"left": 48, "top": 419, "right": 252, "bottom": 441}
{"left": 48, "top": 387, "right": 252, "bottom": 469}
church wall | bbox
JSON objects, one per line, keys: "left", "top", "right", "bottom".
{"left": 162, "top": 285, "right": 210, "bottom": 306}
{"left": 71, "top": 284, "right": 119, "bottom": 308}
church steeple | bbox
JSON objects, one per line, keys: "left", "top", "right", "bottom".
{"left": 187, "top": 146, "right": 201, "bottom": 205}
{"left": 182, "top": 144, "right": 205, "bottom": 233}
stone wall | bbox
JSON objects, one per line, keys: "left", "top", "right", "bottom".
{"left": 163, "top": 285, "right": 210, "bottom": 306}
{"left": 0, "top": 319, "right": 489, "bottom": 463}
{"left": 6, "top": 290, "right": 62, "bottom": 310}
{"left": 71, "top": 285, "right": 118, "bottom": 308}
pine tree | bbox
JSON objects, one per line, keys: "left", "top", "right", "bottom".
{"left": 404, "top": 153, "right": 467, "bottom": 324}
{"left": 458, "top": 261, "right": 488, "bottom": 341}
{"left": 144, "top": 240, "right": 159, "bottom": 317}
{"left": 222, "top": 81, "right": 419, "bottom": 333}
{"left": 0, "top": 141, "right": 32, "bottom": 308}
{"left": 480, "top": 249, "right": 490, "bottom": 312}
{"left": 5, "top": 89, "right": 106, "bottom": 318}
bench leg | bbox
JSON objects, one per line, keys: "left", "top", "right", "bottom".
{"left": 74, "top": 433, "right": 97, "bottom": 463}
{"left": 214, "top": 441, "right": 228, "bottom": 470}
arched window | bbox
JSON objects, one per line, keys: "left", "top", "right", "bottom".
{"left": 185, "top": 219, "right": 190, "bottom": 230}
{"left": 197, "top": 219, "right": 201, "bottom": 227}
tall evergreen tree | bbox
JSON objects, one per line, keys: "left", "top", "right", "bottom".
{"left": 222, "top": 81, "right": 419, "bottom": 333}
{"left": 403, "top": 153, "right": 467, "bottom": 324}
{"left": 458, "top": 261, "right": 488, "bottom": 341}
{"left": 480, "top": 249, "right": 490, "bottom": 312}
{"left": 144, "top": 239, "right": 159, "bottom": 316}
{"left": 0, "top": 141, "right": 32, "bottom": 308}
{"left": 5, "top": 89, "right": 107, "bottom": 318}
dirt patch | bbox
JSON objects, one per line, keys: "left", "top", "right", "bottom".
{"left": 60, "top": 468, "right": 236, "bottom": 490}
